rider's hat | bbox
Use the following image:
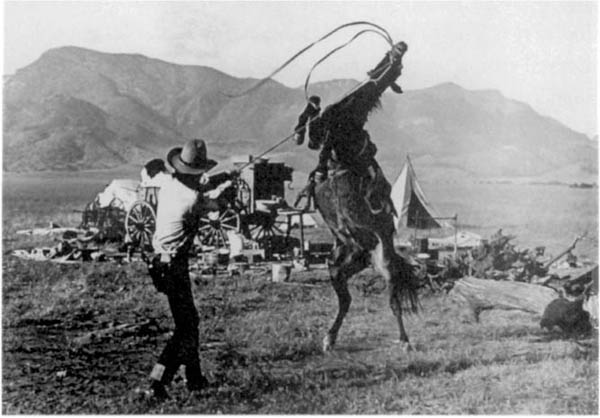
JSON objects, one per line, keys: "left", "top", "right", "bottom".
{"left": 167, "top": 139, "right": 217, "bottom": 175}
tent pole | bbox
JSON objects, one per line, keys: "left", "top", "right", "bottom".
{"left": 453, "top": 213, "right": 458, "bottom": 256}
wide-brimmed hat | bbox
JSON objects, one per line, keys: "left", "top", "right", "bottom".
{"left": 167, "top": 139, "right": 217, "bottom": 175}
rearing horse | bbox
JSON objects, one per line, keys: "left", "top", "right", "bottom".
{"left": 296, "top": 42, "right": 419, "bottom": 352}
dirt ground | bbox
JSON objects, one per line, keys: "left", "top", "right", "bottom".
{"left": 2, "top": 251, "right": 597, "bottom": 414}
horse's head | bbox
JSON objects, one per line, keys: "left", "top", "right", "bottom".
{"left": 367, "top": 41, "right": 407, "bottom": 93}
{"left": 295, "top": 42, "right": 409, "bottom": 152}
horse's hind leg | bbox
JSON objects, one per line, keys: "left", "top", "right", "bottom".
{"left": 371, "top": 236, "right": 416, "bottom": 351}
{"left": 323, "top": 244, "right": 369, "bottom": 352}
{"left": 389, "top": 273, "right": 412, "bottom": 350}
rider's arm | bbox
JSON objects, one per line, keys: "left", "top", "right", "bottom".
{"left": 315, "top": 136, "right": 333, "bottom": 175}
{"left": 294, "top": 96, "right": 321, "bottom": 145}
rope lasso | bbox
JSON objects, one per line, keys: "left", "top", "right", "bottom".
{"left": 233, "top": 67, "right": 391, "bottom": 173}
{"left": 222, "top": 21, "right": 394, "bottom": 98}
{"left": 224, "top": 21, "right": 398, "bottom": 172}
{"left": 303, "top": 28, "right": 393, "bottom": 101}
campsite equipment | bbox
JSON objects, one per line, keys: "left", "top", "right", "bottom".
{"left": 78, "top": 179, "right": 139, "bottom": 242}
{"left": 125, "top": 200, "right": 157, "bottom": 251}
{"left": 228, "top": 261, "right": 249, "bottom": 277}
{"left": 204, "top": 251, "right": 219, "bottom": 267}
{"left": 391, "top": 155, "right": 463, "bottom": 257}
{"left": 193, "top": 157, "right": 313, "bottom": 257}
{"left": 124, "top": 185, "right": 159, "bottom": 251}
{"left": 118, "top": 157, "right": 317, "bottom": 259}
{"left": 217, "top": 249, "right": 231, "bottom": 265}
{"left": 271, "top": 263, "right": 292, "bottom": 282}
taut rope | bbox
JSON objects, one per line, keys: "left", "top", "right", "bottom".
{"left": 234, "top": 69, "right": 390, "bottom": 172}
{"left": 303, "top": 28, "right": 393, "bottom": 101}
{"left": 223, "top": 21, "right": 394, "bottom": 98}
{"left": 226, "top": 21, "right": 398, "bottom": 172}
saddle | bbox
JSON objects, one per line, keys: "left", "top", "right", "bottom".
{"left": 360, "top": 164, "right": 396, "bottom": 216}
{"left": 294, "top": 162, "right": 396, "bottom": 217}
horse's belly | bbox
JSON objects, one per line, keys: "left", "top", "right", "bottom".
{"left": 315, "top": 173, "right": 394, "bottom": 240}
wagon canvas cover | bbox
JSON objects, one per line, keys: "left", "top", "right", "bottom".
{"left": 96, "top": 179, "right": 140, "bottom": 211}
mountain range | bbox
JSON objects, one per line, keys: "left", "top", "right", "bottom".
{"left": 3, "top": 46, "right": 597, "bottom": 183}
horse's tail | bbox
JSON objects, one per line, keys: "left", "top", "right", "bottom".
{"left": 371, "top": 233, "right": 420, "bottom": 314}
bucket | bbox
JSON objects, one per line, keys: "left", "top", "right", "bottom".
{"left": 271, "top": 263, "right": 292, "bottom": 282}
{"left": 217, "top": 249, "right": 230, "bottom": 265}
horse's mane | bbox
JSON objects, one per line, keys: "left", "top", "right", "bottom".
{"left": 321, "top": 86, "right": 383, "bottom": 129}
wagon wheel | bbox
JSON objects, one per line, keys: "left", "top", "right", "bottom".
{"left": 248, "top": 218, "right": 287, "bottom": 241}
{"left": 197, "top": 207, "right": 241, "bottom": 250}
{"left": 247, "top": 210, "right": 288, "bottom": 241}
{"left": 125, "top": 200, "right": 156, "bottom": 251}
{"left": 245, "top": 211, "right": 291, "bottom": 257}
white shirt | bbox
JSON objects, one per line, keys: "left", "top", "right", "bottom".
{"left": 140, "top": 169, "right": 170, "bottom": 188}
{"left": 152, "top": 175, "right": 202, "bottom": 255}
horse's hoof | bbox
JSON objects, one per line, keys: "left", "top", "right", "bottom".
{"left": 322, "top": 335, "right": 335, "bottom": 352}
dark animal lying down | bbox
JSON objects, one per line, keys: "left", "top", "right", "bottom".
{"left": 540, "top": 298, "right": 591, "bottom": 335}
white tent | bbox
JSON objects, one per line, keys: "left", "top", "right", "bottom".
{"left": 391, "top": 155, "right": 453, "bottom": 231}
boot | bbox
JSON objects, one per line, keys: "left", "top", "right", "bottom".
{"left": 363, "top": 165, "right": 385, "bottom": 215}
{"left": 187, "top": 375, "right": 211, "bottom": 392}
{"left": 150, "top": 380, "right": 170, "bottom": 401}
{"left": 294, "top": 180, "right": 315, "bottom": 211}
{"left": 185, "top": 362, "right": 211, "bottom": 392}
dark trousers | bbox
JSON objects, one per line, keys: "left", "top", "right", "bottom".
{"left": 157, "top": 255, "right": 202, "bottom": 387}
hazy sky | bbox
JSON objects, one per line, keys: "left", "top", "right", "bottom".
{"left": 3, "top": 1, "right": 598, "bottom": 136}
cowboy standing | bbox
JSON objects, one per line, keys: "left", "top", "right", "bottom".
{"left": 148, "top": 138, "right": 220, "bottom": 400}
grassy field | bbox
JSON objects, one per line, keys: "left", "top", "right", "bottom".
{"left": 2, "top": 171, "right": 598, "bottom": 414}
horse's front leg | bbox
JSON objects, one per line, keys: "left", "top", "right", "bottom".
{"left": 323, "top": 245, "right": 368, "bottom": 352}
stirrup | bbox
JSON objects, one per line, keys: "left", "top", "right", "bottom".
{"left": 365, "top": 193, "right": 385, "bottom": 215}
{"left": 294, "top": 191, "right": 312, "bottom": 211}
{"left": 294, "top": 179, "right": 316, "bottom": 211}
{"left": 363, "top": 173, "right": 385, "bottom": 215}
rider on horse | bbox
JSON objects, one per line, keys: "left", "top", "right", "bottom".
{"left": 293, "top": 42, "right": 406, "bottom": 215}
{"left": 293, "top": 95, "right": 393, "bottom": 216}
